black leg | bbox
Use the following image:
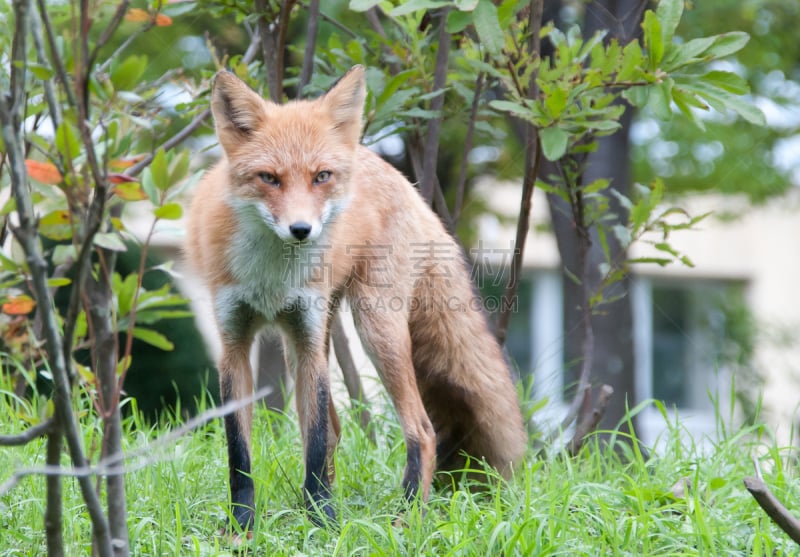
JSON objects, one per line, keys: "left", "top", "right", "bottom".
{"left": 222, "top": 376, "right": 255, "bottom": 530}
{"left": 402, "top": 439, "right": 422, "bottom": 502}
{"left": 304, "top": 382, "right": 336, "bottom": 525}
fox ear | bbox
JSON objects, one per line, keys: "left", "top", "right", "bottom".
{"left": 211, "top": 71, "right": 268, "bottom": 152}
{"left": 321, "top": 65, "right": 366, "bottom": 145}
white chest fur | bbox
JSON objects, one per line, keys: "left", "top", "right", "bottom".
{"left": 214, "top": 199, "right": 327, "bottom": 334}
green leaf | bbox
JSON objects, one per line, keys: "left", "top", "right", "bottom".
{"left": 348, "top": 0, "right": 382, "bottom": 11}
{"left": 154, "top": 202, "right": 183, "bottom": 220}
{"left": 622, "top": 86, "right": 649, "bottom": 108}
{"left": 543, "top": 86, "right": 568, "bottom": 118}
{"left": 39, "top": 210, "right": 73, "bottom": 241}
{"left": 55, "top": 121, "right": 81, "bottom": 163}
{"left": 535, "top": 179, "right": 570, "bottom": 203}
{"left": 617, "top": 41, "right": 645, "bottom": 82}
{"left": 474, "top": 0, "right": 505, "bottom": 59}
{"left": 702, "top": 70, "right": 749, "bottom": 95}
{"left": 655, "top": 0, "right": 683, "bottom": 46}
{"left": 643, "top": 10, "right": 664, "bottom": 68}
{"left": 110, "top": 55, "right": 148, "bottom": 92}
{"left": 583, "top": 178, "right": 610, "bottom": 195}
{"left": 134, "top": 309, "right": 194, "bottom": 325}
{"left": 539, "top": 127, "right": 569, "bottom": 161}
{"left": 390, "top": 0, "right": 450, "bottom": 17}
{"left": 151, "top": 148, "right": 169, "bottom": 191}
{"left": 648, "top": 80, "right": 674, "bottom": 120}
{"left": 0, "top": 251, "right": 20, "bottom": 272}
{"left": 688, "top": 81, "right": 766, "bottom": 125}
{"left": 117, "top": 273, "right": 139, "bottom": 317}
{"left": 629, "top": 257, "right": 672, "bottom": 267}
{"left": 704, "top": 31, "right": 750, "bottom": 60}
{"left": 489, "top": 100, "right": 536, "bottom": 122}
{"left": 671, "top": 87, "right": 708, "bottom": 129}
{"left": 446, "top": 9, "right": 473, "bottom": 34}
{"left": 132, "top": 327, "right": 174, "bottom": 351}
{"left": 52, "top": 244, "right": 77, "bottom": 266}
{"left": 28, "top": 63, "right": 54, "bottom": 80}
{"left": 140, "top": 168, "right": 160, "bottom": 205}
{"left": 169, "top": 149, "right": 191, "bottom": 185}
{"left": 661, "top": 36, "right": 715, "bottom": 70}
{"left": 93, "top": 231, "right": 128, "bottom": 252}
{"left": 46, "top": 277, "right": 71, "bottom": 287}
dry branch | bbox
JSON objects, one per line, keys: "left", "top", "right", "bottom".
{"left": 566, "top": 384, "right": 614, "bottom": 456}
{"left": 744, "top": 458, "right": 800, "bottom": 545}
{"left": 0, "top": 418, "right": 54, "bottom": 446}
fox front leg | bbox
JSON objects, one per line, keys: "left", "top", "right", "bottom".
{"left": 279, "top": 307, "right": 337, "bottom": 525}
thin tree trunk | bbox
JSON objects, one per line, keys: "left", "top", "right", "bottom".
{"left": 44, "top": 427, "right": 64, "bottom": 557}
{"left": 545, "top": 0, "right": 643, "bottom": 437}
{"left": 495, "top": 0, "right": 544, "bottom": 346}
{"left": 87, "top": 254, "right": 129, "bottom": 556}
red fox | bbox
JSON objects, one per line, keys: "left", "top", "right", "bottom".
{"left": 186, "top": 65, "right": 527, "bottom": 528}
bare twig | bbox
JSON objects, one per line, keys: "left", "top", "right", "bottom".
{"left": 0, "top": 417, "right": 55, "bottom": 446}
{"left": 30, "top": 7, "right": 62, "bottom": 130}
{"left": 566, "top": 384, "right": 613, "bottom": 455}
{"left": 90, "top": 0, "right": 132, "bottom": 70}
{"left": 407, "top": 141, "right": 454, "bottom": 232}
{"left": 96, "top": 19, "right": 155, "bottom": 75}
{"left": 744, "top": 460, "right": 800, "bottom": 544}
{"left": 419, "top": 7, "right": 452, "bottom": 205}
{"left": 453, "top": 67, "right": 486, "bottom": 221}
{"left": 298, "top": 0, "right": 320, "bottom": 95}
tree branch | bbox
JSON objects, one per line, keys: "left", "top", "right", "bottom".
{"left": 44, "top": 427, "right": 64, "bottom": 557}
{"left": 298, "top": 0, "right": 320, "bottom": 96}
{"left": 419, "top": 7, "right": 452, "bottom": 205}
{"left": 0, "top": 417, "right": 55, "bottom": 446}
{"left": 89, "top": 0, "right": 132, "bottom": 70}
{"left": 744, "top": 458, "right": 800, "bottom": 545}
{"left": 453, "top": 67, "right": 486, "bottom": 221}
{"left": 566, "top": 384, "right": 613, "bottom": 455}
{"left": 495, "top": 0, "right": 544, "bottom": 346}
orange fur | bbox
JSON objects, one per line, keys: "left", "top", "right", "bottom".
{"left": 186, "top": 66, "right": 527, "bottom": 527}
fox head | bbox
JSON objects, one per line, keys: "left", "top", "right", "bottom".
{"left": 211, "top": 66, "right": 366, "bottom": 243}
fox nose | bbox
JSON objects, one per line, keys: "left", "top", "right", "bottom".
{"left": 289, "top": 221, "right": 312, "bottom": 241}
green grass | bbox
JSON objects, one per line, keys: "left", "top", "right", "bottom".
{"left": 0, "top": 372, "right": 798, "bottom": 556}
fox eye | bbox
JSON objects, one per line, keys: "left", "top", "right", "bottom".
{"left": 258, "top": 172, "right": 279, "bottom": 186}
{"left": 313, "top": 170, "right": 332, "bottom": 185}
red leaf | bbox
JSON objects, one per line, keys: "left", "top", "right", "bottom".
{"left": 25, "top": 160, "right": 63, "bottom": 185}
{"left": 108, "top": 173, "right": 137, "bottom": 184}
{"left": 2, "top": 295, "right": 36, "bottom": 315}
{"left": 125, "top": 8, "right": 149, "bottom": 22}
